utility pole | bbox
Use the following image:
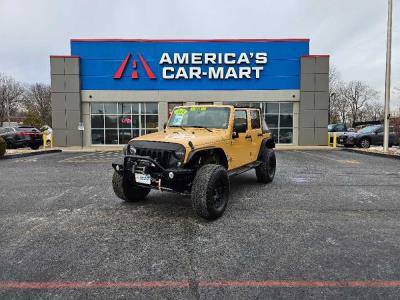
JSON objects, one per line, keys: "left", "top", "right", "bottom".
{"left": 383, "top": 0, "right": 393, "bottom": 152}
{"left": 6, "top": 97, "right": 10, "bottom": 126}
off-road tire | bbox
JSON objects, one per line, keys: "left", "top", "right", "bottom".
{"left": 255, "top": 148, "right": 276, "bottom": 183}
{"left": 191, "top": 164, "right": 230, "bottom": 220}
{"left": 0, "top": 137, "right": 6, "bottom": 157}
{"left": 359, "top": 138, "right": 370, "bottom": 149}
{"left": 112, "top": 171, "right": 150, "bottom": 202}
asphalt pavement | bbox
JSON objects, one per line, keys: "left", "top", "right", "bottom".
{"left": 1, "top": 150, "right": 400, "bottom": 299}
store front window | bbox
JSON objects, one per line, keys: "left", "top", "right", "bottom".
{"left": 223, "top": 101, "right": 294, "bottom": 144}
{"left": 263, "top": 102, "right": 293, "bottom": 144}
{"left": 91, "top": 102, "right": 158, "bottom": 145}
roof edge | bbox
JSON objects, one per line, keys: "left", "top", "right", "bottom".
{"left": 70, "top": 38, "right": 310, "bottom": 43}
{"left": 301, "top": 55, "right": 330, "bottom": 58}
{"left": 50, "top": 55, "right": 80, "bottom": 58}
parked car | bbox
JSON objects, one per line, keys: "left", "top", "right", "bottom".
{"left": 328, "top": 123, "right": 348, "bottom": 135}
{"left": 0, "top": 126, "right": 43, "bottom": 150}
{"left": 337, "top": 125, "right": 399, "bottom": 148}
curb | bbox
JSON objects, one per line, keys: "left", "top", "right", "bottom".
{"left": 0, "top": 149, "right": 62, "bottom": 160}
{"left": 341, "top": 148, "right": 400, "bottom": 160}
{"left": 60, "top": 149, "right": 121, "bottom": 153}
{"left": 275, "top": 147, "right": 339, "bottom": 151}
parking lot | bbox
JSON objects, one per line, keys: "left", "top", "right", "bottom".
{"left": 1, "top": 150, "right": 400, "bottom": 298}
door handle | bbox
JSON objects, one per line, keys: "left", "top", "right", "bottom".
{"left": 245, "top": 135, "right": 252, "bottom": 139}
{"left": 257, "top": 133, "right": 263, "bottom": 137}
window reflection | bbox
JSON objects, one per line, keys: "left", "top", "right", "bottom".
{"left": 222, "top": 101, "right": 294, "bottom": 144}
{"left": 90, "top": 102, "right": 158, "bottom": 144}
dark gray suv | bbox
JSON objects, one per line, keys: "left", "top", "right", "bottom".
{"left": 337, "top": 125, "right": 398, "bottom": 148}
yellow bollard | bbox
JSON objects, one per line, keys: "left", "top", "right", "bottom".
{"left": 328, "top": 132, "right": 331, "bottom": 146}
{"left": 333, "top": 132, "right": 337, "bottom": 148}
{"left": 43, "top": 133, "right": 47, "bottom": 148}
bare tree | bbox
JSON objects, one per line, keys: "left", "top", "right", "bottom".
{"left": 393, "top": 87, "right": 400, "bottom": 117}
{"left": 329, "top": 66, "right": 349, "bottom": 124}
{"left": 362, "top": 101, "right": 384, "bottom": 121}
{"left": 23, "top": 83, "right": 52, "bottom": 126}
{"left": 0, "top": 74, "right": 25, "bottom": 125}
{"left": 329, "top": 66, "right": 340, "bottom": 93}
{"left": 329, "top": 66, "right": 346, "bottom": 123}
{"left": 343, "top": 80, "right": 379, "bottom": 126}
{"left": 336, "top": 85, "right": 350, "bottom": 124}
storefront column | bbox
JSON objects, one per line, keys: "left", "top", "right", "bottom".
{"left": 81, "top": 102, "right": 91, "bottom": 147}
{"left": 158, "top": 102, "right": 168, "bottom": 131}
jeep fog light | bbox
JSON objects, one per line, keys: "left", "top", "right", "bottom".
{"left": 168, "top": 172, "right": 174, "bottom": 179}
{"left": 116, "top": 165, "right": 120, "bottom": 171}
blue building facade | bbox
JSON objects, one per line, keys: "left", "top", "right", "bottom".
{"left": 50, "top": 39, "right": 329, "bottom": 146}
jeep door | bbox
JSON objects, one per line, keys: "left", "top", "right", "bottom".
{"left": 229, "top": 109, "right": 252, "bottom": 169}
{"left": 248, "top": 109, "right": 264, "bottom": 161}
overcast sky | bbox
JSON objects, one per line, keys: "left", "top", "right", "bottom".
{"left": 0, "top": 0, "right": 399, "bottom": 107}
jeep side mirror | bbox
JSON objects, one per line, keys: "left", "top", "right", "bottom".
{"left": 232, "top": 132, "right": 239, "bottom": 139}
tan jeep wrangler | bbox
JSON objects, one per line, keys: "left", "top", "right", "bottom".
{"left": 112, "top": 105, "right": 276, "bottom": 219}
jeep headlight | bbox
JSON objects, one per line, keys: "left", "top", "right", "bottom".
{"left": 173, "top": 149, "right": 185, "bottom": 161}
{"left": 168, "top": 148, "right": 186, "bottom": 168}
{"left": 123, "top": 144, "right": 136, "bottom": 155}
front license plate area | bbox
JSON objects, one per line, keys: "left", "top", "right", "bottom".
{"left": 135, "top": 173, "right": 151, "bottom": 185}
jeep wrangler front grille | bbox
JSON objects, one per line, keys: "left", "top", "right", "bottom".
{"left": 136, "top": 148, "right": 171, "bottom": 168}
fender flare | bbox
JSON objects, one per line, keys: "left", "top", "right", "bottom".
{"left": 257, "top": 137, "right": 275, "bottom": 159}
{"left": 186, "top": 147, "right": 228, "bottom": 169}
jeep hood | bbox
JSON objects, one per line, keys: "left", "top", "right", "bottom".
{"left": 131, "top": 129, "right": 229, "bottom": 148}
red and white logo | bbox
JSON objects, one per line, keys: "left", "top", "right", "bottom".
{"left": 113, "top": 53, "right": 156, "bottom": 80}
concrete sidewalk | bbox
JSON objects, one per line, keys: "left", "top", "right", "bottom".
{"left": 56, "top": 146, "right": 123, "bottom": 152}
{"left": 1, "top": 148, "right": 62, "bottom": 159}
{"left": 275, "top": 145, "right": 338, "bottom": 151}
{"left": 57, "top": 145, "right": 338, "bottom": 152}
{"left": 56, "top": 145, "right": 337, "bottom": 152}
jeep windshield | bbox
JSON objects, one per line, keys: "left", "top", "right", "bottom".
{"left": 168, "top": 107, "right": 230, "bottom": 129}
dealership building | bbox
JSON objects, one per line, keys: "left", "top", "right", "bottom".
{"left": 50, "top": 39, "right": 329, "bottom": 147}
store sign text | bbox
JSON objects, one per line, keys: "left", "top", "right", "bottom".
{"left": 113, "top": 52, "right": 268, "bottom": 81}
{"left": 160, "top": 52, "right": 267, "bottom": 80}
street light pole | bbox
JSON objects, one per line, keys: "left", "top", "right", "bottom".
{"left": 383, "top": 0, "right": 393, "bottom": 152}
{"left": 6, "top": 97, "right": 10, "bottom": 126}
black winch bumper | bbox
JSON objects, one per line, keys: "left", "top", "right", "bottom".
{"left": 112, "top": 155, "right": 194, "bottom": 194}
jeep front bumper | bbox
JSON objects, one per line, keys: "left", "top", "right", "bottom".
{"left": 112, "top": 155, "right": 194, "bottom": 194}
